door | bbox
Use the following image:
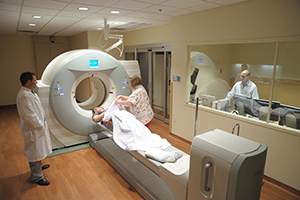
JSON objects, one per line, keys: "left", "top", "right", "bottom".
{"left": 126, "top": 44, "right": 171, "bottom": 123}
{"left": 152, "top": 51, "right": 171, "bottom": 122}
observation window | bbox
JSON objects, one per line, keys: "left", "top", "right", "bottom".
{"left": 187, "top": 40, "right": 300, "bottom": 131}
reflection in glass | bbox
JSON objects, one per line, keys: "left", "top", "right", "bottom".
{"left": 273, "top": 41, "right": 300, "bottom": 129}
{"left": 189, "top": 51, "right": 231, "bottom": 109}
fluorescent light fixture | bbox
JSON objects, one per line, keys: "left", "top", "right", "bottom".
{"left": 113, "top": 22, "right": 121, "bottom": 25}
{"left": 29, "top": 23, "right": 36, "bottom": 26}
{"left": 111, "top": 10, "right": 120, "bottom": 14}
{"left": 32, "top": 15, "right": 42, "bottom": 19}
{"left": 96, "top": 27, "right": 102, "bottom": 30}
{"left": 78, "top": 7, "right": 88, "bottom": 11}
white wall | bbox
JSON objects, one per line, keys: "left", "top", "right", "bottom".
{"left": 0, "top": 35, "right": 71, "bottom": 106}
{"left": 0, "top": 35, "right": 36, "bottom": 106}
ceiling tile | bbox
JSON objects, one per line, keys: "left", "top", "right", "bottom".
{"left": 187, "top": 2, "right": 221, "bottom": 12}
{"left": 140, "top": 4, "right": 178, "bottom": 15}
{"left": 0, "top": 2, "right": 21, "bottom": 12}
{"left": 57, "top": 10, "right": 91, "bottom": 18}
{"left": 158, "top": 0, "right": 207, "bottom": 9}
{"left": 22, "top": 6, "right": 60, "bottom": 16}
{"left": 24, "top": 0, "right": 69, "bottom": 9}
{"left": 109, "top": 0, "right": 153, "bottom": 11}
{"left": 0, "top": 0, "right": 23, "bottom": 4}
{"left": 72, "top": 0, "right": 118, "bottom": 7}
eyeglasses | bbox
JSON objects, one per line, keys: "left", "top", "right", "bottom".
{"left": 240, "top": 74, "right": 249, "bottom": 78}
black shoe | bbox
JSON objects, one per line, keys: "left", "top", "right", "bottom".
{"left": 42, "top": 164, "right": 50, "bottom": 170}
{"left": 36, "top": 178, "right": 50, "bottom": 186}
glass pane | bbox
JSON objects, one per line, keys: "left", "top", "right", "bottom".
{"left": 153, "top": 52, "right": 165, "bottom": 119}
{"left": 188, "top": 42, "right": 277, "bottom": 122}
{"left": 137, "top": 52, "right": 149, "bottom": 92}
{"left": 166, "top": 51, "right": 171, "bottom": 121}
{"left": 273, "top": 41, "right": 300, "bottom": 130}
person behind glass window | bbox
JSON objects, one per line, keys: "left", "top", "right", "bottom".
{"left": 115, "top": 75, "right": 154, "bottom": 128}
{"left": 226, "top": 69, "right": 259, "bottom": 100}
{"left": 234, "top": 63, "right": 248, "bottom": 83}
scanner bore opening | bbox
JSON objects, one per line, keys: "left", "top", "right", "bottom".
{"left": 76, "top": 77, "right": 107, "bottom": 110}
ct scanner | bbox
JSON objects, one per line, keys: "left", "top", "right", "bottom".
{"left": 36, "top": 49, "right": 268, "bottom": 200}
{"left": 36, "top": 49, "right": 140, "bottom": 149}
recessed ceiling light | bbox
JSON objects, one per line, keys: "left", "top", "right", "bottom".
{"left": 111, "top": 10, "right": 120, "bottom": 14}
{"left": 32, "top": 15, "right": 42, "bottom": 19}
{"left": 29, "top": 23, "right": 36, "bottom": 26}
{"left": 96, "top": 27, "right": 103, "bottom": 30}
{"left": 78, "top": 7, "right": 88, "bottom": 11}
{"left": 113, "top": 22, "right": 121, "bottom": 25}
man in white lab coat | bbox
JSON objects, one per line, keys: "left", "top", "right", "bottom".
{"left": 16, "top": 72, "right": 52, "bottom": 186}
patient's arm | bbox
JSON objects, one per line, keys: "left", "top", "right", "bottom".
{"left": 92, "top": 112, "right": 105, "bottom": 123}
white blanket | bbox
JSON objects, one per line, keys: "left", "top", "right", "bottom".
{"left": 102, "top": 100, "right": 171, "bottom": 151}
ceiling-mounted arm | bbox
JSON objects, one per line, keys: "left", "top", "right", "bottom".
{"left": 104, "top": 36, "right": 124, "bottom": 56}
{"left": 103, "top": 18, "right": 110, "bottom": 40}
{"left": 100, "top": 18, "right": 124, "bottom": 56}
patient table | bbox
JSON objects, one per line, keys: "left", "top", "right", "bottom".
{"left": 89, "top": 125, "right": 267, "bottom": 200}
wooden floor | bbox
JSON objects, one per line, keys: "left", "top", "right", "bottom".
{"left": 1, "top": 105, "right": 299, "bottom": 200}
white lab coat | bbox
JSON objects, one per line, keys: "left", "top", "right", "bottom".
{"left": 16, "top": 87, "right": 52, "bottom": 162}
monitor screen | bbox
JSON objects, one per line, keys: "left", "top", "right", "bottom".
{"left": 89, "top": 60, "right": 98, "bottom": 68}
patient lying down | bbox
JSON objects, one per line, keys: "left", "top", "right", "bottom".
{"left": 99, "top": 100, "right": 183, "bottom": 163}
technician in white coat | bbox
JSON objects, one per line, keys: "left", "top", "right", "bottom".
{"left": 16, "top": 72, "right": 52, "bottom": 186}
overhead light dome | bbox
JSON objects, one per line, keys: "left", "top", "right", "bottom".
{"left": 32, "top": 15, "right": 42, "bottom": 19}
{"left": 111, "top": 11, "right": 120, "bottom": 14}
{"left": 78, "top": 7, "right": 89, "bottom": 11}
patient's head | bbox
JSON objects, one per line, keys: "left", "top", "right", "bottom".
{"left": 129, "top": 75, "right": 142, "bottom": 89}
{"left": 93, "top": 106, "right": 104, "bottom": 113}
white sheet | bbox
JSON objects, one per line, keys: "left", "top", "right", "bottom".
{"left": 145, "top": 148, "right": 183, "bottom": 163}
{"left": 102, "top": 100, "right": 170, "bottom": 151}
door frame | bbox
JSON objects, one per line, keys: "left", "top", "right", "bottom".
{"left": 124, "top": 43, "right": 171, "bottom": 123}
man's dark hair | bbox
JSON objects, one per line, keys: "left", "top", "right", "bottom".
{"left": 20, "top": 72, "right": 35, "bottom": 86}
